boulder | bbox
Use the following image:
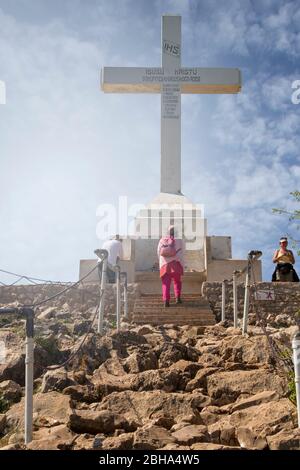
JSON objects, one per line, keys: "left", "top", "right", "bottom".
{"left": 97, "top": 391, "right": 208, "bottom": 427}
{"left": 168, "top": 360, "right": 203, "bottom": 378}
{"left": 68, "top": 409, "right": 135, "bottom": 435}
{"left": 186, "top": 368, "right": 219, "bottom": 392}
{"left": 102, "top": 432, "right": 134, "bottom": 450}
{"left": 171, "top": 424, "right": 208, "bottom": 446}
{"left": 6, "top": 392, "right": 72, "bottom": 430}
{"left": 41, "top": 369, "right": 76, "bottom": 393}
{"left": 92, "top": 369, "right": 134, "bottom": 396}
{"left": 230, "top": 399, "right": 297, "bottom": 448}
{"left": 133, "top": 424, "right": 176, "bottom": 450}
{"left": 200, "top": 406, "right": 229, "bottom": 426}
{"left": 267, "top": 428, "right": 300, "bottom": 450}
{"left": 230, "top": 390, "right": 279, "bottom": 413}
{"left": 26, "top": 424, "right": 75, "bottom": 450}
{"left": 97, "top": 357, "right": 126, "bottom": 376}
{"left": 159, "top": 343, "right": 199, "bottom": 368}
{"left": 208, "top": 420, "right": 238, "bottom": 447}
{"left": 73, "top": 433, "right": 98, "bottom": 450}
{"left": 124, "top": 350, "right": 158, "bottom": 373}
{"left": 67, "top": 334, "right": 111, "bottom": 374}
{"left": 0, "top": 380, "right": 22, "bottom": 403}
{"left": 37, "top": 307, "right": 57, "bottom": 320}
{"left": 191, "top": 442, "right": 240, "bottom": 450}
{"left": 131, "top": 369, "right": 182, "bottom": 393}
{"left": 73, "top": 320, "right": 91, "bottom": 336}
{"left": 206, "top": 369, "right": 287, "bottom": 405}
{"left": 63, "top": 384, "right": 99, "bottom": 403}
{"left": 219, "top": 335, "right": 274, "bottom": 365}
{"left": 0, "top": 414, "right": 6, "bottom": 434}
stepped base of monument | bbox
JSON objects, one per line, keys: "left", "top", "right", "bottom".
{"left": 132, "top": 293, "right": 215, "bottom": 326}
{"left": 135, "top": 271, "right": 206, "bottom": 295}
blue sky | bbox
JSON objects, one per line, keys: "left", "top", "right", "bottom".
{"left": 0, "top": 0, "right": 300, "bottom": 282}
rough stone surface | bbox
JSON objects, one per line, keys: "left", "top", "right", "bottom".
{"left": 133, "top": 424, "right": 176, "bottom": 450}
{"left": 206, "top": 369, "right": 287, "bottom": 405}
{"left": 0, "top": 282, "right": 299, "bottom": 451}
{"left": 0, "top": 380, "right": 22, "bottom": 403}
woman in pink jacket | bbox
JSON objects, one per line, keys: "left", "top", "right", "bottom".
{"left": 157, "top": 226, "right": 184, "bottom": 307}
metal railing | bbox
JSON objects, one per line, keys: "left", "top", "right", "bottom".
{"left": 94, "top": 249, "right": 128, "bottom": 335}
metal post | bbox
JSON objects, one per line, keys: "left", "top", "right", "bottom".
{"left": 0, "top": 307, "right": 34, "bottom": 445}
{"left": 24, "top": 308, "right": 34, "bottom": 445}
{"left": 122, "top": 272, "right": 128, "bottom": 320}
{"left": 221, "top": 280, "right": 226, "bottom": 322}
{"left": 242, "top": 258, "right": 251, "bottom": 335}
{"left": 233, "top": 272, "right": 238, "bottom": 328}
{"left": 98, "top": 257, "right": 107, "bottom": 335}
{"left": 116, "top": 268, "right": 121, "bottom": 331}
{"left": 292, "top": 331, "right": 300, "bottom": 427}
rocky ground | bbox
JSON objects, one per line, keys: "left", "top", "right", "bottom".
{"left": 0, "top": 292, "right": 300, "bottom": 451}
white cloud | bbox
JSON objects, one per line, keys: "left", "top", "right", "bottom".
{"left": 0, "top": 0, "right": 299, "bottom": 282}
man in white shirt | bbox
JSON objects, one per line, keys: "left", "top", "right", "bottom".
{"left": 101, "top": 235, "right": 123, "bottom": 283}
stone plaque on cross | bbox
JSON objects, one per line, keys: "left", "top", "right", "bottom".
{"left": 101, "top": 15, "right": 241, "bottom": 195}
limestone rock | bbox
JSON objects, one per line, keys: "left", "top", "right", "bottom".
{"left": 63, "top": 384, "right": 99, "bottom": 403}
{"left": 102, "top": 432, "right": 134, "bottom": 450}
{"left": 267, "top": 428, "right": 300, "bottom": 450}
{"left": 186, "top": 368, "right": 219, "bottom": 392}
{"left": 97, "top": 357, "right": 126, "bottom": 376}
{"left": 124, "top": 350, "right": 158, "bottom": 373}
{"left": 191, "top": 442, "right": 240, "bottom": 450}
{"left": 133, "top": 424, "right": 176, "bottom": 450}
{"left": 0, "top": 380, "right": 22, "bottom": 403}
{"left": 37, "top": 307, "right": 57, "bottom": 320}
{"left": 158, "top": 343, "right": 199, "bottom": 368}
{"left": 168, "top": 359, "right": 202, "bottom": 377}
{"left": 230, "top": 399, "right": 297, "bottom": 447}
{"left": 6, "top": 392, "right": 72, "bottom": 431}
{"left": 200, "top": 405, "right": 229, "bottom": 426}
{"left": 0, "top": 414, "right": 6, "bottom": 434}
{"left": 68, "top": 409, "right": 135, "bottom": 435}
{"left": 26, "top": 424, "right": 75, "bottom": 450}
{"left": 206, "top": 369, "right": 286, "bottom": 405}
{"left": 230, "top": 390, "right": 279, "bottom": 413}
{"left": 41, "top": 369, "right": 76, "bottom": 393}
{"left": 236, "top": 427, "right": 267, "bottom": 450}
{"left": 171, "top": 424, "right": 208, "bottom": 446}
{"left": 97, "top": 390, "right": 207, "bottom": 426}
{"left": 208, "top": 420, "right": 237, "bottom": 446}
{"left": 73, "top": 320, "right": 91, "bottom": 336}
{"left": 73, "top": 433, "right": 97, "bottom": 450}
{"left": 219, "top": 335, "right": 273, "bottom": 365}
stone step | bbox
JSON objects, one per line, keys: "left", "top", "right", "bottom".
{"left": 132, "top": 319, "right": 216, "bottom": 326}
{"left": 133, "top": 290, "right": 215, "bottom": 326}
{"left": 135, "top": 301, "right": 210, "bottom": 310}
{"left": 133, "top": 318, "right": 215, "bottom": 324}
{"left": 133, "top": 309, "right": 214, "bottom": 316}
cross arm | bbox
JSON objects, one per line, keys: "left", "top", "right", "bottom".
{"left": 101, "top": 67, "right": 241, "bottom": 94}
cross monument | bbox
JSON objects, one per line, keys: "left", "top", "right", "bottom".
{"left": 101, "top": 15, "right": 241, "bottom": 195}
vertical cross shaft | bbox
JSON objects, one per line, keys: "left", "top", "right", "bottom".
{"left": 161, "top": 15, "right": 181, "bottom": 194}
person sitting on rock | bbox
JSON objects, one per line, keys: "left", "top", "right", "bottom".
{"left": 157, "top": 225, "right": 184, "bottom": 307}
{"left": 272, "top": 237, "right": 299, "bottom": 282}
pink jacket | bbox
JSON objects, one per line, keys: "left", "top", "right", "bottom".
{"left": 157, "top": 237, "right": 184, "bottom": 271}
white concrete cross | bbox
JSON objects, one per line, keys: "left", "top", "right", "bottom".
{"left": 101, "top": 15, "right": 241, "bottom": 195}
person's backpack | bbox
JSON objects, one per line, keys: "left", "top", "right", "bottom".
{"left": 159, "top": 237, "right": 177, "bottom": 257}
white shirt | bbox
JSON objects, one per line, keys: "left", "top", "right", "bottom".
{"left": 101, "top": 239, "right": 123, "bottom": 266}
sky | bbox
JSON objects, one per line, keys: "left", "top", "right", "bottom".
{"left": 0, "top": 0, "right": 300, "bottom": 283}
